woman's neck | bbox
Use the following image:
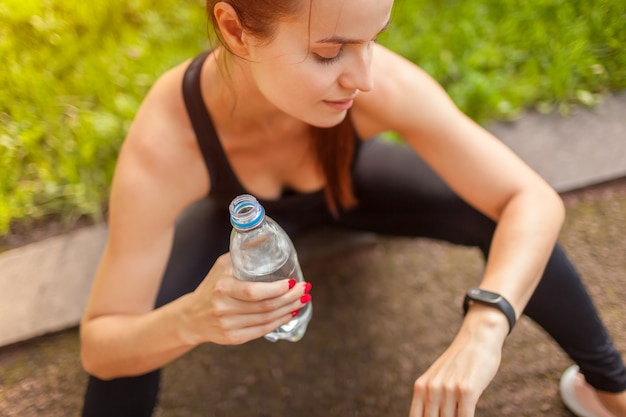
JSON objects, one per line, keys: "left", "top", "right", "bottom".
{"left": 203, "top": 48, "right": 308, "bottom": 142}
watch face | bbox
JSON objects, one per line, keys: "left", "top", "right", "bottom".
{"left": 470, "top": 288, "right": 502, "bottom": 302}
{"left": 465, "top": 288, "right": 516, "bottom": 335}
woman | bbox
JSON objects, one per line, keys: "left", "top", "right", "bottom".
{"left": 79, "top": 0, "right": 626, "bottom": 416}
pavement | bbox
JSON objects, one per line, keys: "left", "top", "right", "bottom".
{"left": 0, "top": 91, "right": 625, "bottom": 416}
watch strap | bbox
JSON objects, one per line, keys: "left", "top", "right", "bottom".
{"left": 463, "top": 288, "right": 516, "bottom": 335}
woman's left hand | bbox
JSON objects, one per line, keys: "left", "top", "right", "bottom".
{"left": 409, "top": 306, "right": 509, "bottom": 417}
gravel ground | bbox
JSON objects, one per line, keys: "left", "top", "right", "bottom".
{"left": 1, "top": 178, "right": 625, "bottom": 417}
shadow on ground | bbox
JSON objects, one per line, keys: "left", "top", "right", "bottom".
{"left": 1, "top": 179, "right": 625, "bottom": 417}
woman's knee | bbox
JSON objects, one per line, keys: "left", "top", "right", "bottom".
{"left": 156, "top": 198, "right": 231, "bottom": 307}
{"left": 82, "top": 371, "right": 160, "bottom": 417}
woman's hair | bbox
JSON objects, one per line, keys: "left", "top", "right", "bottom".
{"left": 206, "top": 0, "right": 358, "bottom": 215}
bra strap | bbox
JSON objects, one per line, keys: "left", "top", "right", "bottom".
{"left": 181, "top": 51, "right": 237, "bottom": 199}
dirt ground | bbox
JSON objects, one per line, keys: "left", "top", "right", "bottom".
{"left": 1, "top": 178, "right": 625, "bottom": 417}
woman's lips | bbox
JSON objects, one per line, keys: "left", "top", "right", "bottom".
{"left": 323, "top": 98, "right": 354, "bottom": 111}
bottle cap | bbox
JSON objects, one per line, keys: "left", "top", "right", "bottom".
{"left": 229, "top": 194, "right": 265, "bottom": 230}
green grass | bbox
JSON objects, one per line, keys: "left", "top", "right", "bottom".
{"left": 1, "top": 0, "right": 625, "bottom": 236}
{"left": 384, "top": 0, "right": 625, "bottom": 122}
{"left": 0, "top": 0, "right": 208, "bottom": 234}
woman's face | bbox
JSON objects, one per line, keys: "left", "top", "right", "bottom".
{"left": 245, "top": 0, "right": 394, "bottom": 128}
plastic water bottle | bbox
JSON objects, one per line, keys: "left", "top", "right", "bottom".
{"left": 229, "top": 194, "right": 312, "bottom": 342}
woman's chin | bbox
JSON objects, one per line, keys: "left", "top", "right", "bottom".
{"left": 307, "top": 111, "right": 348, "bottom": 129}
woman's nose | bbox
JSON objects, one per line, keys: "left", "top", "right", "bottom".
{"left": 339, "top": 45, "right": 374, "bottom": 92}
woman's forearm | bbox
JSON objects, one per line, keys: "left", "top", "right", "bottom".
{"left": 80, "top": 293, "right": 199, "bottom": 380}
{"left": 478, "top": 185, "right": 565, "bottom": 316}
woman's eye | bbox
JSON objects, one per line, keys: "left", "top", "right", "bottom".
{"left": 313, "top": 47, "right": 344, "bottom": 65}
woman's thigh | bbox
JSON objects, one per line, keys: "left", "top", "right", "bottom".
{"left": 155, "top": 198, "right": 232, "bottom": 307}
{"left": 340, "top": 138, "right": 626, "bottom": 391}
{"left": 338, "top": 138, "right": 496, "bottom": 251}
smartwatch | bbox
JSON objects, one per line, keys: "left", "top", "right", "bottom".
{"left": 463, "top": 288, "right": 516, "bottom": 335}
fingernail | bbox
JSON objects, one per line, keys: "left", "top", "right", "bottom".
{"left": 300, "top": 294, "right": 312, "bottom": 304}
{"left": 288, "top": 279, "right": 296, "bottom": 289}
{"left": 291, "top": 310, "right": 300, "bottom": 318}
{"left": 304, "top": 283, "right": 312, "bottom": 293}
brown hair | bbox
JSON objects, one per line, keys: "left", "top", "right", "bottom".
{"left": 206, "top": 0, "right": 358, "bottom": 215}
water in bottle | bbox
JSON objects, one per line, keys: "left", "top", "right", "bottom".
{"left": 229, "top": 194, "right": 312, "bottom": 342}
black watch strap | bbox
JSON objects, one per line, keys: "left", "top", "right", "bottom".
{"left": 463, "top": 288, "right": 516, "bottom": 335}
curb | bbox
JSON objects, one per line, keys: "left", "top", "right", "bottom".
{"left": 490, "top": 91, "right": 626, "bottom": 192}
{"left": 0, "top": 225, "right": 107, "bottom": 346}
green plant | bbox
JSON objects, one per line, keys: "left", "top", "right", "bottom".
{"left": 382, "top": 0, "right": 625, "bottom": 122}
{"left": 0, "top": 0, "right": 207, "bottom": 234}
{"left": 1, "top": 0, "right": 624, "bottom": 236}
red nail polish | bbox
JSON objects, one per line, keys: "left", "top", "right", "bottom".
{"left": 288, "top": 279, "right": 296, "bottom": 289}
{"left": 291, "top": 310, "right": 300, "bottom": 318}
{"left": 304, "top": 283, "right": 312, "bottom": 293}
{"left": 300, "top": 294, "right": 312, "bottom": 304}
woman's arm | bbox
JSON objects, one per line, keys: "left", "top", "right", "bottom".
{"left": 353, "top": 44, "right": 565, "bottom": 416}
{"left": 80, "top": 65, "right": 210, "bottom": 379}
{"left": 80, "top": 67, "right": 306, "bottom": 380}
{"left": 357, "top": 44, "right": 565, "bottom": 318}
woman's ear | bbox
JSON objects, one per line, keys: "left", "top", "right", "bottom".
{"left": 213, "top": 2, "right": 251, "bottom": 57}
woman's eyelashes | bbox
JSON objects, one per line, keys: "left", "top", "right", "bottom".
{"left": 313, "top": 47, "right": 344, "bottom": 65}
{"left": 312, "top": 39, "right": 378, "bottom": 65}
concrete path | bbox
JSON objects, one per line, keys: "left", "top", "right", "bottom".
{"left": 491, "top": 91, "right": 626, "bottom": 191}
{"left": 0, "top": 92, "right": 624, "bottom": 348}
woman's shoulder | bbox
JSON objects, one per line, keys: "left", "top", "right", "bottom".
{"left": 133, "top": 58, "right": 194, "bottom": 138}
{"left": 352, "top": 44, "right": 458, "bottom": 139}
{"left": 113, "top": 58, "right": 210, "bottom": 210}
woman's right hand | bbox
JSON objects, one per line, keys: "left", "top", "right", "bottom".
{"left": 182, "top": 253, "right": 312, "bottom": 346}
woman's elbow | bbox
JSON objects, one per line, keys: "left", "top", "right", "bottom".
{"left": 79, "top": 323, "right": 117, "bottom": 380}
{"left": 542, "top": 184, "right": 566, "bottom": 226}
{"left": 81, "top": 351, "right": 110, "bottom": 380}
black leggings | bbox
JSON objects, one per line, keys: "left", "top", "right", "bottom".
{"left": 82, "top": 139, "right": 626, "bottom": 416}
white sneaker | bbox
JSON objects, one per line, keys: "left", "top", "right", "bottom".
{"left": 560, "top": 365, "right": 616, "bottom": 417}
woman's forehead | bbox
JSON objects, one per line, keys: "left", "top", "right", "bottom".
{"left": 307, "top": 0, "right": 393, "bottom": 42}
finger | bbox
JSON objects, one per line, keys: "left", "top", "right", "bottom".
{"left": 423, "top": 389, "right": 442, "bottom": 417}
{"left": 210, "top": 282, "right": 310, "bottom": 318}
{"left": 219, "top": 295, "right": 311, "bottom": 329}
{"left": 457, "top": 387, "right": 476, "bottom": 417}
{"left": 227, "top": 283, "right": 310, "bottom": 315}
{"left": 223, "top": 311, "right": 295, "bottom": 345}
{"left": 228, "top": 277, "right": 300, "bottom": 302}
{"left": 441, "top": 385, "right": 457, "bottom": 417}
{"left": 410, "top": 381, "right": 425, "bottom": 417}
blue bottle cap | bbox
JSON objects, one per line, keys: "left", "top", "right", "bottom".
{"left": 229, "top": 194, "right": 265, "bottom": 230}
